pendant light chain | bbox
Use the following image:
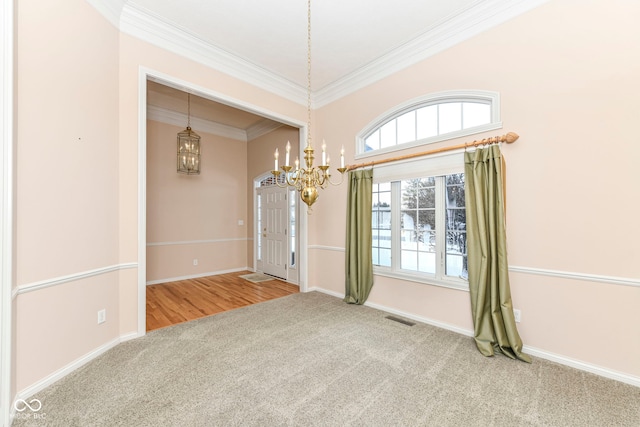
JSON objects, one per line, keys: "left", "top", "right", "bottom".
{"left": 307, "top": 0, "right": 312, "bottom": 148}
{"left": 268, "top": 0, "right": 345, "bottom": 208}
{"left": 187, "top": 93, "right": 191, "bottom": 129}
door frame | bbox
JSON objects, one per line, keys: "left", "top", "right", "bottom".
{"left": 256, "top": 184, "right": 288, "bottom": 280}
{"left": 137, "top": 68, "right": 309, "bottom": 336}
{"left": 1, "top": 0, "right": 14, "bottom": 423}
{"left": 254, "top": 175, "right": 300, "bottom": 285}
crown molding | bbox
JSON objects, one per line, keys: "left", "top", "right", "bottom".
{"left": 148, "top": 105, "right": 283, "bottom": 142}
{"left": 147, "top": 105, "right": 248, "bottom": 142}
{"left": 246, "top": 119, "right": 284, "bottom": 141}
{"left": 85, "top": 0, "right": 126, "bottom": 29}
{"left": 313, "top": 0, "right": 552, "bottom": 107}
{"left": 119, "top": 2, "right": 307, "bottom": 106}
{"left": 90, "top": 0, "right": 549, "bottom": 108}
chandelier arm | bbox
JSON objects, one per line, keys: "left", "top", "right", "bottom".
{"left": 285, "top": 171, "right": 302, "bottom": 188}
{"left": 324, "top": 171, "right": 346, "bottom": 186}
{"left": 272, "top": 168, "right": 311, "bottom": 190}
{"left": 270, "top": 171, "right": 288, "bottom": 188}
{"left": 310, "top": 168, "right": 322, "bottom": 188}
{"left": 317, "top": 166, "right": 347, "bottom": 187}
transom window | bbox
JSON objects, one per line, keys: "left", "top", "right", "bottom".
{"left": 357, "top": 90, "right": 501, "bottom": 157}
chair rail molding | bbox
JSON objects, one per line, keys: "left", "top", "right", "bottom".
{"left": 16, "top": 263, "right": 138, "bottom": 295}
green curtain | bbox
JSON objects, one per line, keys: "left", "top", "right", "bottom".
{"left": 464, "top": 145, "right": 531, "bottom": 363}
{"left": 344, "top": 169, "right": 374, "bottom": 305}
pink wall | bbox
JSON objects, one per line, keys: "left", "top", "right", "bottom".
{"left": 310, "top": 0, "right": 640, "bottom": 379}
{"left": 14, "top": 0, "right": 121, "bottom": 392}
{"left": 16, "top": 0, "right": 119, "bottom": 285}
{"left": 146, "top": 119, "right": 248, "bottom": 282}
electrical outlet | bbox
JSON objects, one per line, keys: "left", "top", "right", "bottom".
{"left": 97, "top": 309, "right": 106, "bottom": 324}
{"left": 193, "top": 259, "right": 198, "bottom": 266}
{"left": 513, "top": 309, "right": 521, "bottom": 323}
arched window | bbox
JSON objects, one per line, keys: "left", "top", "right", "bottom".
{"left": 357, "top": 90, "right": 501, "bottom": 157}
{"left": 362, "top": 90, "right": 501, "bottom": 290}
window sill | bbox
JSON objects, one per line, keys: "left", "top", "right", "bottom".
{"left": 373, "top": 268, "right": 469, "bottom": 292}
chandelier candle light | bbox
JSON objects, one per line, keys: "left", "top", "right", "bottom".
{"left": 271, "top": 0, "right": 345, "bottom": 210}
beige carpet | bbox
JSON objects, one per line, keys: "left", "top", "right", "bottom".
{"left": 12, "top": 292, "right": 640, "bottom": 426}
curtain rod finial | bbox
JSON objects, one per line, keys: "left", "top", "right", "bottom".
{"left": 505, "top": 132, "right": 519, "bottom": 143}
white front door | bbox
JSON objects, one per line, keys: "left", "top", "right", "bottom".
{"left": 261, "top": 185, "right": 288, "bottom": 279}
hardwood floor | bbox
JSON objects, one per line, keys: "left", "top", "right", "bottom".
{"left": 146, "top": 271, "right": 299, "bottom": 332}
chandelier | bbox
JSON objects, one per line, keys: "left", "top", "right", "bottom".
{"left": 177, "top": 93, "right": 201, "bottom": 175}
{"left": 272, "top": 0, "right": 345, "bottom": 209}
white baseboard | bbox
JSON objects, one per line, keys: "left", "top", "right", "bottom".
{"left": 15, "top": 331, "right": 139, "bottom": 405}
{"left": 308, "top": 287, "right": 640, "bottom": 388}
{"left": 309, "top": 287, "right": 474, "bottom": 338}
{"left": 119, "top": 331, "right": 140, "bottom": 343}
{"left": 521, "top": 345, "right": 640, "bottom": 388}
{"left": 146, "top": 267, "right": 252, "bottom": 286}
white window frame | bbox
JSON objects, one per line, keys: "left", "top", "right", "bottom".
{"left": 372, "top": 151, "right": 469, "bottom": 292}
{"left": 356, "top": 90, "right": 501, "bottom": 159}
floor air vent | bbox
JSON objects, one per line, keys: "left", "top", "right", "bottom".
{"left": 385, "top": 315, "right": 416, "bottom": 326}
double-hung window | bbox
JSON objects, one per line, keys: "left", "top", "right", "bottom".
{"left": 372, "top": 153, "right": 468, "bottom": 290}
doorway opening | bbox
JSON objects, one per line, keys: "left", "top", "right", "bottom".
{"left": 137, "top": 69, "right": 308, "bottom": 336}
{"left": 255, "top": 175, "right": 299, "bottom": 284}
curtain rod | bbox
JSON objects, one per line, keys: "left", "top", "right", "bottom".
{"left": 346, "top": 132, "right": 519, "bottom": 172}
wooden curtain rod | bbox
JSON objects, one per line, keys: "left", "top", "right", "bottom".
{"left": 345, "top": 131, "right": 519, "bottom": 172}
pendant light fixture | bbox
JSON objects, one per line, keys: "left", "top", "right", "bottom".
{"left": 177, "top": 92, "right": 201, "bottom": 175}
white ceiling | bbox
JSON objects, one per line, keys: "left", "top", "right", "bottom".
{"left": 92, "top": 0, "right": 548, "bottom": 135}
{"left": 147, "top": 80, "right": 285, "bottom": 140}
{"left": 94, "top": 0, "right": 548, "bottom": 105}
{"left": 148, "top": 81, "right": 266, "bottom": 129}
{"left": 130, "top": 0, "right": 480, "bottom": 91}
